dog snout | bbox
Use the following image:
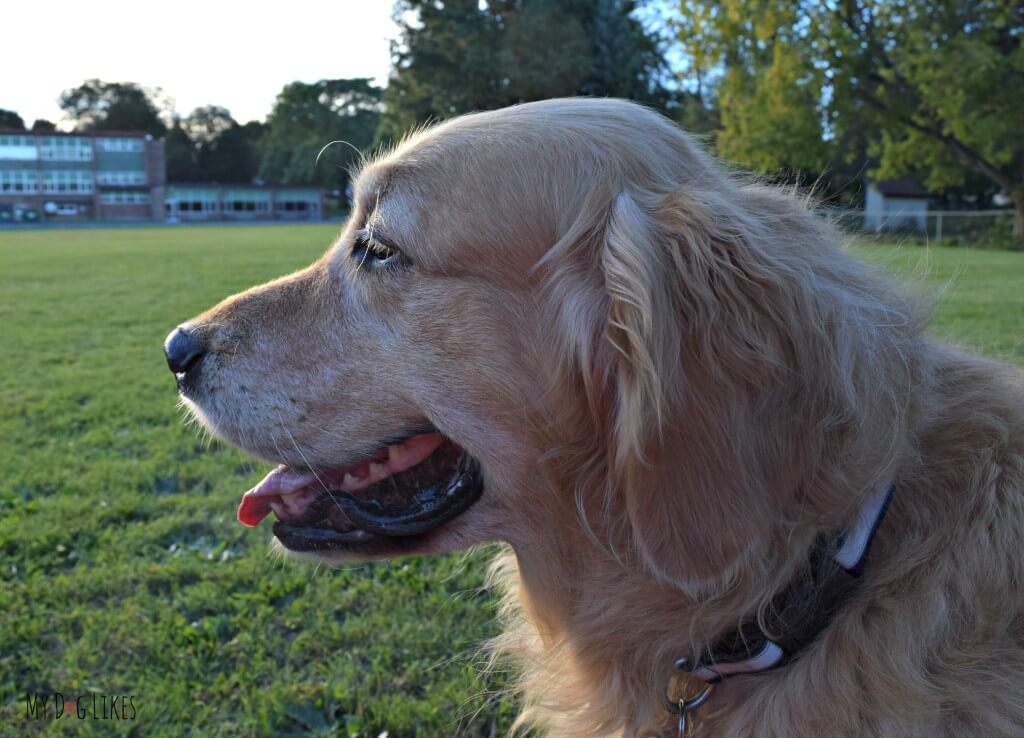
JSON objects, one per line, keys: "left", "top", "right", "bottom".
{"left": 164, "top": 325, "right": 207, "bottom": 375}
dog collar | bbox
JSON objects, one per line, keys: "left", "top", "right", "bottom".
{"left": 665, "top": 483, "right": 894, "bottom": 727}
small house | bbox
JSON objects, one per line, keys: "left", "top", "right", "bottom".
{"left": 864, "top": 178, "right": 930, "bottom": 232}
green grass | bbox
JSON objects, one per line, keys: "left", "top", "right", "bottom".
{"left": 854, "top": 242, "right": 1024, "bottom": 363}
{"left": 1, "top": 226, "right": 1021, "bottom": 737}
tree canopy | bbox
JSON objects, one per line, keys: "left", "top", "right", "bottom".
{"left": 50, "top": 77, "right": 379, "bottom": 192}
{"left": 165, "top": 107, "right": 264, "bottom": 184}
{"left": 0, "top": 109, "right": 25, "bottom": 130}
{"left": 377, "top": 0, "right": 673, "bottom": 144}
{"left": 259, "top": 78, "right": 382, "bottom": 200}
{"left": 58, "top": 80, "right": 168, "bottom": 137}
{"left": 679, "top": 0, "right": 1024, "bottom": 236}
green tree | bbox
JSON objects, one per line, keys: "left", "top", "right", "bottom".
{"left": 165, "top": 109, "right": 264, "bottom": 184}
{"left": 182, "top": 105, "right": 235, "bottom": 146}
{"left": 207, "top": 120, "right": 264, "bottom": 184}
{"left": 378, "top": 0, "right": 502, "bottom": 143}
{"left": 679, "top": 1, "right": 1024, "bottom": 239}
{"left": 0, "top": 109, "right": 25, "bottom": 130}
{"left": 832, "top": 0, "right": 1024, "bottom": 238}
{"left": 259, "top": 78, "right": 382, "bottom": 205}
{"left": 378, "top": 0, "right": 673, "bottom": 145}
{"left": 58, "top": 80, "right": 167, "bottom": 137}
{"left": 185, "top": 106, "right": 263, "bottom": 183}
{"left": 30, "top": 119, "right": 56, "bottom": 132}
{"left": 676, "top": 1, "right": 848, "bottom": 192}
{"left": 164, "top": 120, "right": 201, "bottom": 182}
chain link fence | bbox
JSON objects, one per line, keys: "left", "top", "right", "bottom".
{"left": 824, "top": 209, "right": 1018, "bottom": 248}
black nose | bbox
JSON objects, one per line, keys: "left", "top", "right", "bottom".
{"left": 164, "top": 326, "right": 207, "bottom": 375}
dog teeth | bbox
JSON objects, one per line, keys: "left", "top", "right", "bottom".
{"left": 270, "top": 501, "right": 287, "bottom": 519}
{"left": 369, "top": 462, "right": 387, "bottom": 479}
{"left": 343, "top": 472, "right": 359, "bottom": 488}
{"left": 387, "top": 443, "right": 404, "bottom": 464}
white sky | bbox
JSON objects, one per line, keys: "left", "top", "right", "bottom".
{"left": 3, "top": 0, "right": 399, "bottom": 128}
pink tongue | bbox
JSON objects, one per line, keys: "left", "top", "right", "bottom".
{"left": 237, "top": 466, "right": 319, "bottom": 528}
{"left": 237, "top": 494, "right": 273, "bottom": 528}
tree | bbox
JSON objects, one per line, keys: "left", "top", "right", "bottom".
{"left": 832, "top": 0, "right": 1024, "bottom": 238}
{"left": 678, "top": 1, "right": 1024, "bottom": 239}
{"left": 165, "top": 108, "right": 264, "bottom": 184}
{"left": 378, "top": 0, "right": 673, "bottom": 145}
{"left": 378, "top": 0, "right": 503, "bottom": 143}
{"left": 675, "top": 1, "right": 853, "bottom": 196}
{"left": 185, "top": 106, "right": 263, "bottom": 183}
{"left": 164, "top": 120, "right": 201, "bottom": 182}
{"left": 31, "top": 119, "right": 56, "bottom": 132}
{"left": 199, "top": 120, "right": 264, "bottom": 184}
{"left": 182, "top": 105, "right": 235, "bottom": 146}
{"left": 259, "top": 78, "right": 382, "bottom": 202}
{"left": 58, "top": 79, "right": 167, "bottom": 137}
{"left": 0, "top": 109, "right": 25, "bottom": 130}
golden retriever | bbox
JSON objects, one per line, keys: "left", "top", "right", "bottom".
{"left": 165, "top": 98, "right": 1024, "bottom": 737}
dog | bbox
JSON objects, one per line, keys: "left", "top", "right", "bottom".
{"left": 165, "top": 98, "right": 1024, "bottom": 737}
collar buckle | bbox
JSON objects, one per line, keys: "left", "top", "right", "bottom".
{"left": 664, "top": 657, "right": 717, "bottom": 736}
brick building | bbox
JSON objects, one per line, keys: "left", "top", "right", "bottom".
{"left": 0, "top": 130, "right": 165, "bottom": 222}
{"left": 0, "top": 130, "right": 325, "bottom": 224}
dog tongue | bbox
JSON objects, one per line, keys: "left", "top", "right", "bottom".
{"left": 237, "top": 466, "right": 319, "bottom": 527}
{"left": 237, "top": 494, "right": 273, "bottom": 527}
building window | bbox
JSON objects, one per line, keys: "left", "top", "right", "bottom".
{"left": 38, "top": 136, "right": 93, "bottom": 161}
{"left": 96, "top": 138, "right": 144, "bottom": 153}
{"left": 166, "top": 189, "right": 220, "bottom": 213}
{"left": 172, "top": 200, "right": 218, "bottom": 212}
{"left": 41, "top": 171, "right": 94, "bottom": 194}
{"left": 96, "top": 171, "right": 146, "bottom": 186}
{"left": 99, "top": 191, "right": 150, "bottom": 205}
{"left": 0, "top": 136, "right": 39, "bottom": 161}
{"left": 0, "top": 170, "right": 40, "bottom": 193}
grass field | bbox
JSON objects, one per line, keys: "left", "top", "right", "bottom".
{"left": 1, "top": 225, "right": 1022, "bottom": 737}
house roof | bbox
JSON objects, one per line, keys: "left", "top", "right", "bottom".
{"left": 873, "top": 178, "right": 929, "bottom": 198}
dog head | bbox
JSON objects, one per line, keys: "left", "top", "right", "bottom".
{"left": 168, "top": 98, "right": 914, "bottom": 596}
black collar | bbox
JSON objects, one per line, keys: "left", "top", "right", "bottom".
{"left": 667, "top": 483, "right": 894, "bottom": 709}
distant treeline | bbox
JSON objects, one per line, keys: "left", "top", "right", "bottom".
{"left": 2, "top": 0, "right": 1021, "bottom": 235}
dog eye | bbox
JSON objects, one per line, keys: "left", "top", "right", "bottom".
{"left": 351, "top": 236, "right": 398, "bottom": 266}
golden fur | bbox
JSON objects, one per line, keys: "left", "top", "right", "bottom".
{"left": 178, "top": 98, "right": 1024, "bottom": 736}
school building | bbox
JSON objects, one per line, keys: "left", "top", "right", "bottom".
{"left": 0, "top": 130, "right": 324, "bottom": 224}
{"left": 0, "top": 130, "right": 165, "bottom": 222}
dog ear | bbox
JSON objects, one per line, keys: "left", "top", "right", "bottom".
{"left": 584, "top": 180, "right": 914, "bottom": 597}
{"left": 601, "top": 191, "right": 685, "bottom": 468}
{"left": 598, "top": 187, "right": 791, "bottom": 595}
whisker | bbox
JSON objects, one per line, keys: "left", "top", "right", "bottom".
{"left": 273, "top": 409, "right": 330, "bottom": 494}
{"left": 269, "top": 408, "right": 356, "bottom": 522}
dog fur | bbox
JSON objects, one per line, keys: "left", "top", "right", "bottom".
{"left": 176, "top": 98, "right": 1024, "bottom": 737}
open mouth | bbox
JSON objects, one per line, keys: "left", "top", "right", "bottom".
{"left": 237, "top": 430, "right": 484, "bottom": 553}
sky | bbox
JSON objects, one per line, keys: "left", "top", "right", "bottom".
{"left": 3, "top": 0, "right": 399, "bottom": 128}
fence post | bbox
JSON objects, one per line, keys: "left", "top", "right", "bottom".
{"left": 936, "top": 212, "right": 943, "bottom": 242}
